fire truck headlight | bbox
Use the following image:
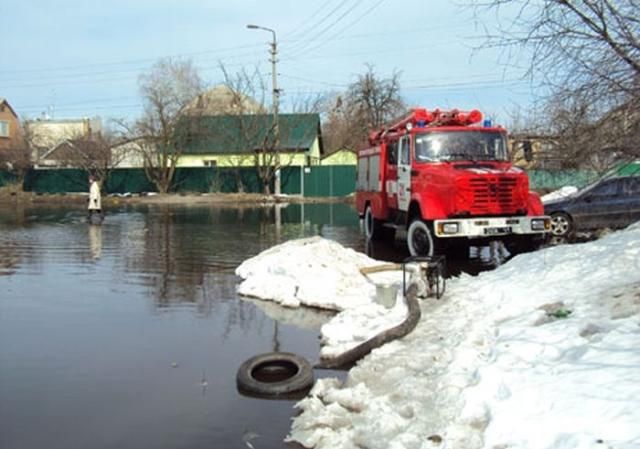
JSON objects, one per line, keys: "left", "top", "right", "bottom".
{"left": 439, "top": 222, "right": 459, "bottom": 235}
{"left": 531, "top": 219, "right": 547, "bottom": 231}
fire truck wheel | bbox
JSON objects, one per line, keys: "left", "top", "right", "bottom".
{"left": 407, "top": 219, "right": 437, "bottom": 256}
{"left": 364, "top": 205, "right": 393, "bottom": 240}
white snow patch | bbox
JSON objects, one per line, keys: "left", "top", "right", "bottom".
{"left": 542, "top": 185, "right": 578, "bottom": 203}
{"left": 236, "top": 236, "right": 389, "bottom": 310}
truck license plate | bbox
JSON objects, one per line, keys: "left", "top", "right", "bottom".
{"left": 484, "top": 226, "right": 512, "bottom": 235}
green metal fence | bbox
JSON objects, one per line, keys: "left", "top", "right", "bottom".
{"left": 0, "top": 171, "right": 17, "bottom": 187}
{"left": 2, "top": 163, "right": 636, "bottom": 196}
{"left": 527, "top": 170, "right": 600, "bottom": 191}
{"left": 281, "top": 165, "right": 356, "bottom": 197}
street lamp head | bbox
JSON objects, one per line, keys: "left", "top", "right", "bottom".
{"left": 246, "top": 24, "right": 275, "bottom": 37}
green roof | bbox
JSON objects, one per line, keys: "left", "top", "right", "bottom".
{"left": 176, "top": 113, "right": 322, "bottom": 155}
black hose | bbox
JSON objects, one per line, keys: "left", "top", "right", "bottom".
{"left": 315, "top": 283, "right": 421, "bottom": 370}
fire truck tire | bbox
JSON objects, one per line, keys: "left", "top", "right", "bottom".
{"left": 364, "top": 205, "right": 393, "bottom": 240}
{"left": 407, "top": 219, "right": 439, "bottom": 256}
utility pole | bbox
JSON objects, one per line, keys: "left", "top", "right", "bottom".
{"left": 247, "top": 24, "right": 281, "bottom": 195}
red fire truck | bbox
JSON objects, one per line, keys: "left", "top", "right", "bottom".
{"left": 355, "top": 108, "right": 550, "bottom": 256}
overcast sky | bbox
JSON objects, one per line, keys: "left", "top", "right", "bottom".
{"left": 1, "top": 0, "right": 535, "bottom": 125}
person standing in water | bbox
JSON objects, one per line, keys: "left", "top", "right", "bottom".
{"left": 88, "top": 175, "right": 102, "bottom": 223}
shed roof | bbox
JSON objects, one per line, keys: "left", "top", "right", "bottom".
{"left": 177, "top": 113, "right": 322, "bottom": 155}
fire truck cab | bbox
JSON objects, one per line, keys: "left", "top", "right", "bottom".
{"left": 355, "top": 108, "right": 550, "bottom": 256}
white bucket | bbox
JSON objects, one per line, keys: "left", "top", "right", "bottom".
{"left": 376, "top": 284, "right": 398, "bottom": 309}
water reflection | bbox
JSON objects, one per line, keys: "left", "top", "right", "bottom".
{"left": 88, "top": 224, "right": 102, "bottom": 260}
{"left": 1, "top": 202, "right": 362, "bottom": 449}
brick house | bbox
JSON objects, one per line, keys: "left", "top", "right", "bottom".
{"left": 0, "top": 98, "right": 21, "bottom": 151}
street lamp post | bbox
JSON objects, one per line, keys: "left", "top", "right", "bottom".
{"left": 247, "top": 24, "right": 281, "bottom": 195}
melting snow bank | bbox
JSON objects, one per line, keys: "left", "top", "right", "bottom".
{"left": 236, "top": 236, "right": 382, "bottom": 310}
{"left": 235, "top": 236, "right": 407, "bottom": 358}
{"left": 282, "top": 226, "right": 640, "bottom": 449}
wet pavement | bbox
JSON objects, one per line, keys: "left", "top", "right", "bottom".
{"left": 0, "top": 202, "right": 506, "bottom": 449}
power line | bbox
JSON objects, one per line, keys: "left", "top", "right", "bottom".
{"left": 279, "top": 74, "right": 348, "bottom": 88}
{"left": 0, "top": 42, "right": 266, "bottom": 76}
{"left": 281, "top": 0, "right": 339, "bottom": 41}
{"left": 0, "top": 48, "right": 267, "bottom": 85}
{"left": 19, "top": 103, "right": 143, "bottom": 114}
{"left": 284, "top": 0, "right": 365, "bottom": 56}
{"left": 1, "top": 24, "right": 479, "bottom": 86}
{"left": 18, "top": 96, "right": 139, "bottom": 110}
{"left": 405, "top": 79, "right": 526, "bottom": 90}
{"left": 286, "top": 0, "right": 387, "bottom": 60}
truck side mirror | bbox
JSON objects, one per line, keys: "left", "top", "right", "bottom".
{"left": 522, "top": 140, "right": 533, "bottom": 162}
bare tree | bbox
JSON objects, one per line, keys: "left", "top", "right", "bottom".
{"left": 135, "top": 58, "right": 205, "bottom": 193}
{"left": 473, "top": 0, "right": 640, "bottom": 167}
{"left": 349, "top": 64, "right": 405, "bottom": 129}
{"left": 56, "top": 131, "right": 124, "bottom": 189}
{"left": 474, "top": 1, "right": 639, "bottom": 99}
{"left": 323, "top": 65, "right": 405, "bottom": 153}
{"left": 219, "top": 66, "right": 268, "bottom": 193}
{"left": 221, "top": 65, "right": 318, "bottom": 195}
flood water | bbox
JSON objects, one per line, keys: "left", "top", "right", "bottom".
{"left": 0, "top": 201, "right": 503, "bottom": 449}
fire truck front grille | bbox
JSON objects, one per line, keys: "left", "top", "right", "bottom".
{"left": 468, "top": 177, "right": 520, "bottom": 214}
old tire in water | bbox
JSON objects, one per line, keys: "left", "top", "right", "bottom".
{"left": 236, "top": 352, "right": 314, "bottom": 397}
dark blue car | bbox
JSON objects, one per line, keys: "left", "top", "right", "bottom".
{"left": 544, "top": 175, "right": 640, "bottom": 238}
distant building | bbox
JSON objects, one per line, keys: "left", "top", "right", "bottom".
{"left": 37, "top": 138, "right": 109, "bottom": 168}
{"left": 0, "top": 98, "right": 21, "bottom": 151}
{"left": 183, "top": 85, "right": 265, "bottom": 116}
{"left": 111, "top": 140, "right": 147, "bottom": 169}
{"left": 26, "top": 117, "right": 101, "bottom": 166}
{"left": 320, "top": 149, "right": 356, "bottom": 166}
{"left": 176, "top": 113, "right": 324, "bottom": 168}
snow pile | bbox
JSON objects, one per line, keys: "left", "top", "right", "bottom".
{"left": 286, "top": 225, "right": 640, "bottom": 449}
{"left": 542, "top": 185, "right": 578, "bottom": 203}
{"left": 236, "top": 236, "right": 381, "bottom": 310}
{"left": 236, "top": 236, "right": 408, "bottom": 357}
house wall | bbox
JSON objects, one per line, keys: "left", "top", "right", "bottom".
{"left": 177, "top": 152, "right": 321, "bottom": 168}
{"left": 111, "top": 142, "right": 146, "bottom": 168}
{"left": 177, "top": 137, "right": 324, "bottom": 168}
{"left": 0, "top": 102, "right": 21, "bottom": 151}
{"left": 308, "top": 137, "right": 321, "bottom": 161}
{"left": 320, "top": 150, "right": 357, "bottom": 166}
{"left": 27, "top": 118, "right": 101, "bottom": 163}
{"left": 28, "top": 120, "right": 88, "bottom": 148}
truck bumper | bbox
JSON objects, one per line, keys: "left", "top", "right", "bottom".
{"left": 433, "top": 216, "right": 551, "bottom": 238}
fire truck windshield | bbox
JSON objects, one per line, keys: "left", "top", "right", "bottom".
{"left": 414, "top": 131, "right": 508, "bottom": 162}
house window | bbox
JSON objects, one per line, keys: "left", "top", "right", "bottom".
{"left": 0, "top": 120, "right": 9, "bottom": 137}
{"left": 204, "top": 160, "right": 217, "bottom": 167}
